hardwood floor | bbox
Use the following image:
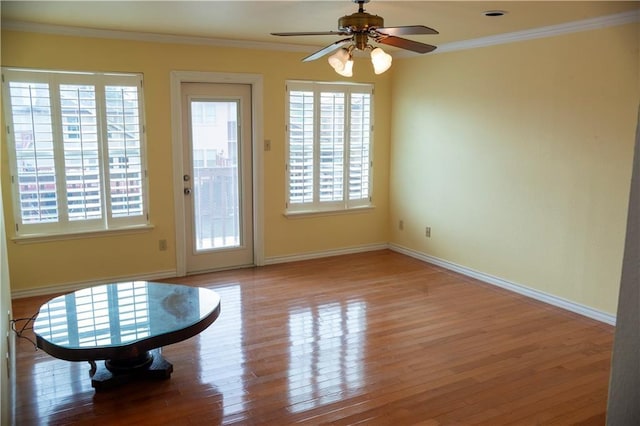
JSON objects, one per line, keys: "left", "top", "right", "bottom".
{"left": 11, "top": 250, "right": 614, "bottom": 425}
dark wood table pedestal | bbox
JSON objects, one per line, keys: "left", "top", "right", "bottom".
{"left": 88, "top": 348, "right": 174, "bottom": 391}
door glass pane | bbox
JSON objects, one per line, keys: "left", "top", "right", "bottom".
{"left": 190, "top": 100, "right": 240, "bottom": 251}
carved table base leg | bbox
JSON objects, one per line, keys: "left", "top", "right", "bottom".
{"left": 89, "top": 348, "right": 173, "bottom": 391}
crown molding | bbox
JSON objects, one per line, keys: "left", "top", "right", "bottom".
{"left": 428, "top": 9, "right": 639, "bottom": 56}
{"left": 0, "top": 20, "right": 316, "bottom": 53}
{"left": 2, "top": 9, "right": 638, "bottom": 56}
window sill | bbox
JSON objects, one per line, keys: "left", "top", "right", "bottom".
{"left": 284, "top": 205, "right": 375, "bottom": 219}
{"left": 11, "top": 224, "right": 155, "bottom": 244}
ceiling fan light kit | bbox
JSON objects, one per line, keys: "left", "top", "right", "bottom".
{"left": 327, "top": 46, "right": 390, "bottom": 76}
{"left": 271, "top": 0, "right": 438, "bottom": 77}
{"left": 370, "top": 47, "right": 392, "bottom": 75}
{"left": 328, "top": 47, "right": 351, "bottom": 73}
{"left": 337, "top": 57, "right": 355, "bottom": 77}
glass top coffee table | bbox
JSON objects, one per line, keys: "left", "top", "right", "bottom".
{"left": 34, "top": 281, "right": 221, "bottom": 391}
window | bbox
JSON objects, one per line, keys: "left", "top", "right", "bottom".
{"left": 2, "top": 68, "right": 149, "bottom": 237}
{"left": 286, "top": 81, "right": 373, "bottom": 213}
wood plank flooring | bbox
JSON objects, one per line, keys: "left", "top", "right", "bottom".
{"left": 11, "top": 250, "right": 614, "bottom": 425}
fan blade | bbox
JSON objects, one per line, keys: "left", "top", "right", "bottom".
{"left": 302, "top": 38, "right": 353, "bottom": 62}
{"left": 271, "top": 31, "right": 349, "bottom": 36}
{"left": 376, "top": 25, "right": 439, "bottom": 36}
{"left": 377, "top": 36, "right": 437, "bottom": 54}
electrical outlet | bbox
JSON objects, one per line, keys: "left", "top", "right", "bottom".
{"left": 425, "top": 226, "right": 431, "bottom": 238}
{"left": 159, "top": 239, "right": 167, "bottom": 251}
{"left": 399, "top": 220, "right": 404, "bottom": 230}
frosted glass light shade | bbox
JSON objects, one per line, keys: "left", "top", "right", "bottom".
{"left": 370, "top": 47, "right": 392, "bottom": 74}
{"left": 328, "top": 48, "right": 350, "bottom": 72}
{"left": 336, "top": 59, "right": 353, "bottom": 77}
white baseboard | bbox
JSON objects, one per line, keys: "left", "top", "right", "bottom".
{"left": 264, "top": 243, "right": 389, "bottom": 265}
{"left": 14, "top": 245, "right": 616, "bottom": 326}
{"left": 12, "top": 244, "right": 387, "bottom": 298}
{"left": 11, "top": 269, "right": 178, "bottom": 299}
{"left": 11, "top": 243, "right": 388, "bottom": 299}
{"left": 389, "top": 244, "right": 616, "bottom": 326}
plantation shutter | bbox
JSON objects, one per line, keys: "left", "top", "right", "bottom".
{"left": 288, "top": 89, "right": 314, "bottom": 204}
{"left": 286, "top": 81, "right": 373, "bottom": 213}
{"left": 2, "top": 68, "right": 149, "bottom": 236}
{"left": 7, "top": 80, "right": 59, "bottom": 225}
{"left": 319, "top": 91, "right": 345, "bottom": 202}
{"left": 348, "top": 91, "right": 371, "bottom": 202}
{"left": 105, "top": 84, "right": 145, "bottom": 221}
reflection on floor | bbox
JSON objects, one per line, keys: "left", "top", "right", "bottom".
{"left": 12, "top": 250, "right": 614, "bottom": 425}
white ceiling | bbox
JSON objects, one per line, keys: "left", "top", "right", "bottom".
{"left": 2, "top": 1, "right": 639, "bottom": 54}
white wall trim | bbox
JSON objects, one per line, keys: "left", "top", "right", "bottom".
{"left": 0, "top": 20, "right": 316, "bottom": 53}
{"left": 264, "top": 243, "right": 389, "bottom": 265}
{"left": 169, "top": 71, "right": 265, "bottom": 276}
{"left": 12, "top": 242, "right": 618, "bottom": 326}
{"left": 429, "top": 10, "right": 639, "bottom": 55}
{"left": 3, "top": 9, "right": 638, "bottom": 57}
{"left": 11, "top": 243, "right": 384, "bottom": 298}
{"left": 11, "top": 269, "right": 178, "bottom": 300}
{"left": 389, "top": 244, "right": 616, "bottom": 325}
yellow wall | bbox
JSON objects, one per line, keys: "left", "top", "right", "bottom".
{"left": 3, "top": 21, "right": 638, "bottom": 316}
{"left": 1, "top": 31, "right": 391, "bottom": 293}
{"left": 390, "top": 23, "right": 639, "bottom": 314}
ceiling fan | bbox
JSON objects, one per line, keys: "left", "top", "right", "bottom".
{"left": 271, "top": 0, "right": 438, "bottom": 75}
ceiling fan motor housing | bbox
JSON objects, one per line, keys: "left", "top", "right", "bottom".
{"left": 339, "top": 13, "right": 384, "bottom": 33}
{"left": 339, "top": 12, "right": 384, "bottom": 50}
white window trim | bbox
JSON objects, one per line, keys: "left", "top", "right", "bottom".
{"left": 11, "top": 223, "right": 155, "bottom": 244}
{"left": 2, "top": 67, "right": 150, "bottom": 239}
{"left": 285, "top": 80, "right": 374, "bottom": 215}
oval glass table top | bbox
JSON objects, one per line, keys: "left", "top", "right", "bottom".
{"left": 34, "top": 281, "right": 221, "bottom": 362}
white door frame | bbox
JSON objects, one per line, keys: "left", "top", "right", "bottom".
{"left": 170, "top": 71, "right": 264, "bottom": 276}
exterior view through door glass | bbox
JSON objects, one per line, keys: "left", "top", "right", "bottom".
{"left": 182, "top": 83, "right": 253, "bottom": 273}
{"left": 191, "top": 100, "right": 240, "bottom": 250}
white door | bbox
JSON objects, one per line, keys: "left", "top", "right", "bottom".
{"left": 181, "top": 83, "right": 253, "bottom": 273}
